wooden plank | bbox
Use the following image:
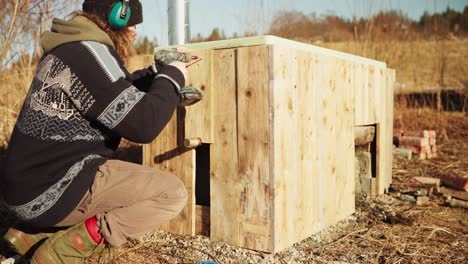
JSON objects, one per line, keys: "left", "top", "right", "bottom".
{"left": 184, "top": 50, "right": 214, "bottom": 143}
{"left": 320, "top": 55, "right": 338, "bottom": 226}
{"left": 161, "top": 36, "right": 386, "bottom": 67}
{"left": 335, "top": 59, "right": 356, "bottom": 220}
{"left": 209, "top": 48, "right": 241, "bottom": 245}
{"left": 313, "top": 53, "right": 329, "bottom": 233}
{"left": 354, "top": 126, "right": 376, "bottom": 145}
{"left": 372, "top": 65, "right": 381, "bottom": 122}
{"left": 355, "top": 64, "right": 382, "bottom": 126}
{"left": 296, "top": 50, "right": 321, "bottom": 245}
{"left": 271, "top": 45, "right": 301, "bottom": 252}
{"left": 386, "top": 69, "right": 395, "bottom": 189}
{"left": 237, "top": 45, "right": 272, "bottom": 252}
{"left": 354, "top": 63, "right": 366, "bottom": 125}
{"left": 439, "top": 187, "right": 468, "bottom": 201}
{"left": 142, "top": 110, "right": 196, "bottom": 235}
{"left": 375, "top": 68, "right": 395, "bottom": 194}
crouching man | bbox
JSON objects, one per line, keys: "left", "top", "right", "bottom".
{"left": 1, "top": 0, "right": 194, "bottom": 262}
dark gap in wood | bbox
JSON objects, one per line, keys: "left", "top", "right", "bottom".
{"left": 195, "top": 143, "right": 210, "bottom": 206}
{"left": 371, "top": 124, "right": 377, "bottom": 179}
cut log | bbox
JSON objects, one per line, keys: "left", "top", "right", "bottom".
{"left": 438, "top": 175, "right": 468, "bottom": 192}
{"left": 449, "top": 198, "right": 468, "bottom": 209}
{"left": 439, "top": 186, "right": 468, "bottom": 201}
{"left": 354, "top": 126, "right": 375, "bottom": 146}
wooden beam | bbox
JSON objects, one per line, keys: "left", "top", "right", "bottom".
{"left": 184, "top": 50, "right": 214, "bottom": 143}
{"left": 237, "top": 45, "right": 271, "bottom": 252}
{"left": 354, "top": 126, "right": 376, "bottom": 146}
{"left": 210, "top": 48, "right": 241, "bottom": 246}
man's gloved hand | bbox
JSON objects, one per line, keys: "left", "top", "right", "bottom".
{"left": 179, "top": 86, "right": 203, "bottom": 106}
{"left": 168, "top": 61, "right": 188, "bottom": 82}
{"left": 154, "top": 48, "right": 203, "bottom": 107}
{"left": 154, "top": 48, "right": 193, "bottom": 64}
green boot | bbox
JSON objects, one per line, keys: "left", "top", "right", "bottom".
{"left": 3, "top": 227, "right": 53, "bottom": 255}
{"left": 30, "top": 219, "right": 107, "bottom": 264}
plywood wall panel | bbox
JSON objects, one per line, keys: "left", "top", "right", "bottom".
{"left": 237, "top": 46, "right": 272, "bottom": 252}
{"left": 270, "top": 46, "right": 300, "bottom": 251}
{"left": 210, "top": 49, "right": 241, "bottom": 245}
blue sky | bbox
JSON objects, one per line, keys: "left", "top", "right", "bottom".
{"left": 138, "top": 0, "right": 467, "bottom": 46}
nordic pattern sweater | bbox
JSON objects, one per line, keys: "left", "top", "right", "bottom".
{"left": 2, "top": 17, "right": 184, "bottom": 228}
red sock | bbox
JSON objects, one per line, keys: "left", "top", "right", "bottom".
{"left": 85, "top": 216, "right": 107, "bottom": 244}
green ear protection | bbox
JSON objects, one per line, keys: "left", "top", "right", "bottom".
{"left": 108, "top": 0, "right": 131, "bottom": 29}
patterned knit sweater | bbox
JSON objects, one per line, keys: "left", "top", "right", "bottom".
{"left": 1, "top": 16, "right": 184, "bottom": 228}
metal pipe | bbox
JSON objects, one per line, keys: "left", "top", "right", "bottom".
{"left": 168, "top": 0, "right": 190, "bottom": 45}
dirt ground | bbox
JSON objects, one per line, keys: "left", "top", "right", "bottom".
{"left": 0, "top": 109, "right": 467, "bottom": 264}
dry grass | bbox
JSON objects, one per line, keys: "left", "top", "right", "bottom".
{"left": 0, "top": 57, "right": 34, "bottom": 153}
{"left": 393, "top": 106, "right": 468, "bottom": 182}
{"left": 319, "top": 39, "right": 468, "bottom": 93}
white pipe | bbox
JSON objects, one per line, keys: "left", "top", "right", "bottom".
{"left": 167, "top": 0, "right": 190, "bottom": 45}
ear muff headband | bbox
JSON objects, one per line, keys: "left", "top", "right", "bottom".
{"left": 108, "top": 0, "right": 131, "bottom": 29}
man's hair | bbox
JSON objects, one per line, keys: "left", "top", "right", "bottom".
{"left": 74, "top": 11, "right": 136, "bottom": 64}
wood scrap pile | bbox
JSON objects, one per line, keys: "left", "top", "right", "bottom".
{"left": 393, "top": 129, "right": 437, "bottom": 160}
{"left": 389, "top": 176, "right": 468, "bottom": 209}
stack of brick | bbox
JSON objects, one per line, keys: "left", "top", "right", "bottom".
{"left": 393, "top": 129, "right": 437, "bottom": 160}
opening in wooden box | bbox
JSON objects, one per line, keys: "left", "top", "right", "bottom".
{"left": 195, "top": 144, "right": 210, "bottom": 236}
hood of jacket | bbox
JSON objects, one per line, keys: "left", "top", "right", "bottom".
{"left": 41, "top": 15, "right": 114, "bottom": 53}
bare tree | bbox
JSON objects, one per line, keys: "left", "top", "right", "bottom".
{"left": 0, "top": 0, "right": 80, "bottom": 70}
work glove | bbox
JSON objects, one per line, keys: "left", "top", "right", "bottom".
{"left": 154, "top": 48, "right": 203, "bottom": 107}
{"left": 154, "top": 48, "right": 194, "bottom": 64}
{"left": 168, "top": 61, "right": 188, "bottom": 81}
{"left": 179, "top": 86, "right": 203, "bottom": 106}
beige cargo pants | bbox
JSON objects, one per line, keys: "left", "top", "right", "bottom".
{"left": 55, "top": 159, "right": 188, "bottom": 246}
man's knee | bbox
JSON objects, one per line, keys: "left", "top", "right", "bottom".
{"left": 155, "top": 172, "right": 188, "bottom": 212}
{"left": 171, "top": 175, "right": 188, "bottom": 211}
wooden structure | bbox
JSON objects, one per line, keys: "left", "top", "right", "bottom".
{"left": 141, "top": 36, "right": 395, "bottom": 253}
